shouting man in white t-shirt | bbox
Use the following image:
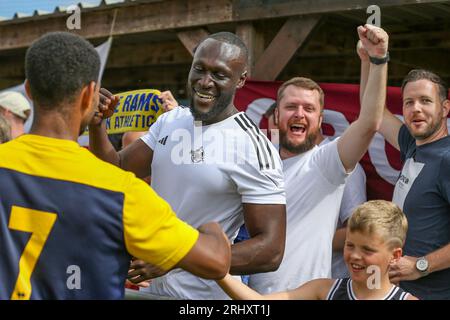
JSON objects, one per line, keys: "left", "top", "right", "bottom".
{"left": 248, "top": 24, "right": 389, "bottom": 294}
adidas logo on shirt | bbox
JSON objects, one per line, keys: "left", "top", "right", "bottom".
{"left": 158, "top": 136, "right": 168, "bottom": 145}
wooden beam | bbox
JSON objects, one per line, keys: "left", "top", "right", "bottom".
{"left": 0, "top": 77, "right": 25, "bottom": 90}
{"left": 334, "top": 12, "right": 366, "bottom": 24}
{"left": 107, "top": 41, "right": 192, "bottom": 69}
{"left": 233, "top": 0, "right": 450, "bottom": 21}
{"left": 101, "top": 64, "right": 190, "bottom": 90}
{"left": 297, "top": 46, "right": 450, "bottom": 59}
{"left": 1, "top": 0, "right": 448, "bottom": 51}
{"left": 176, "top": 28, "right": 210, "bottom": 56}
{"left": 379, "top": 12, "right": 407, "bottom": 24}
{"left": 275, "top": 48, "right": 450, "bottom": 85}
{"left": 394, "top": 6, "right": 436, "bottom": 20}
{"left": 0, "top": 0, "right": 232, "bottom": 50}
{"left": 236, "top": 22, "right": 264, "bottom": 78}
{"left": 278, "top": 55, "right": 360, "bottom": 83}
{"left": 391, "top": 30, "right": 450, "bottom": 41}
{"left": 0, "top": 55, "right": 25, "bottom": 78}
{"left": 0, "top": 66, "right": 24, "bottom": 78}
{"left": 0, "top": 41, "right": 193, "bottom": 81}
{"left": 252, "top": 16, "right": 319, "bottom": 81}
{"left": 430, "top": 3, "right": 450, "bottom": 14}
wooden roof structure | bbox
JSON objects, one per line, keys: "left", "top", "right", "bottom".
{"left": 1, "top": 0, "right": 450, "bottom": 98}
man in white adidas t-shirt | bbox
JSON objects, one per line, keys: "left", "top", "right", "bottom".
{"left": 89, "top": 32, "right": 286, "bottom": 299}
{"left": 248, "top": 24, "right": 389, "bottom": 294}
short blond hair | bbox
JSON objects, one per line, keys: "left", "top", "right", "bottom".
{"left": 348, "top": 200, "right": 408, "bottom": 249}
{"left": 277, "top": 77, "right": 324, "bottom": 111}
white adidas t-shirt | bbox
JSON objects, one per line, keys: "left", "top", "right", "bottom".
{"left": 140, "top": 107, "right": 285, "bottom": 299}
{"left": 248, "top": 139, "right": 348, "bottom": 293}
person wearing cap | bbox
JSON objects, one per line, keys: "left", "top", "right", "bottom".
{"left": 0, "top": 91, "right": 31, "bottom": 139}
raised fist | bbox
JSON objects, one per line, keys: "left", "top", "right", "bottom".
{"left": 356, "top": 40, "right": 369, "bottom": 62}
{"left": 159, "top": 90, "right": 179, "bottom": 113}
{"left": 90, "top": 87, "right": 119, "bottom": 126}
{"left": 357, "top": 24, "right": 388, "bottom": 59}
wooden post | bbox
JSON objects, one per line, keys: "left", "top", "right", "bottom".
{"left": 177, "top": 28, "right": 210, "bottom": 56}
{"left": 236, "top": 22, "right": 264, "bottom": 78}
{"left": 252, "top": 16, "right": 319, "bottom": 81}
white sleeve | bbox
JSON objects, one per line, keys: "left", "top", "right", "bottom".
{"left": 140, "top": 110, "right": 166, "bottom": 150}
{"left": 339, "top": 163, "right": 367, "bottom": 224}
{"left": 312, "top": 138, "right": 349, "bottom": 187}
{"left": 230, "top": 132, "right": 286, "bottom": 205}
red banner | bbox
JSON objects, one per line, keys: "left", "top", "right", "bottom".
{"left": 234, "top": 80, "right": 405, "bottom": 201}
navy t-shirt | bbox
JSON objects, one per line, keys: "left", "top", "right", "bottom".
{"left": 393, "top": 125, "right": 450, "bottom": 300}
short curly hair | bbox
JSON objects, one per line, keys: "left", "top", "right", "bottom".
{"left": 25, "top": 32, "right": 100, "bottom": 110}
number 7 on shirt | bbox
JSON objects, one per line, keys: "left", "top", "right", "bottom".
{"left": 8, "top": 206, "right": 57, "bottom": 300}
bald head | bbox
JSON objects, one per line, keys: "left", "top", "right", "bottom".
{"left": 197, "top": 32, "right": 248, "bottom": 68}
{"left": 187, "top": 33, "right": 248, "bottom": 123}
{"left": 208, "top": 32, "right": 248, "bottom": 63}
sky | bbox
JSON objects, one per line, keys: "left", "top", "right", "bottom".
{"left": 0, "top": 0, "right": 99, "bottom": 19}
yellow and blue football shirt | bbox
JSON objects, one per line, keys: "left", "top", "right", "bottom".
{"left": 0, "top": 134, "right": 198, "bottom": 299}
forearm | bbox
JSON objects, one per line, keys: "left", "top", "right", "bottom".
{"left": 88, "top": 121, "right": 120, "bottom": 166}
{"left": 358, "top": 62, "right": 387, "bottom": 131}
{"left": 176, "top": 222, "right": 230, "bottom": 280}
{"left": 193, "top": 222, "right": 231, "bottom": 279}
{"left": 337, "top": 62, "right": 387, "bottom": 171}
{"left": 217, "top": 274, "right": 263, "bottom": 300}
{"left": 427, "top": 243, "right": 450, "bottom": 274}
{"left": 332, "top": 227, "right": 347, "bottom": 252}
{"left": 129, "top": 222, "right": 230, "bottom": 283}
{"left": 230, "top": 235, "right": 283, "bottom": 274}
{"left": 359, "top": 60, "right": 370, "bottom": 105}
{"left": 379, "top": 108, "right": 402, "bottom": 151}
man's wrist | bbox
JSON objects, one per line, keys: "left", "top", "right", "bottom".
{"left": 89, "top": 119, "right": 106, "bottom": 130}
{"left": 369, "top": 51, "right": 390, "bottom": 65}
{"left": 415, "top": 256, "right": 430, "bottom": 277}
